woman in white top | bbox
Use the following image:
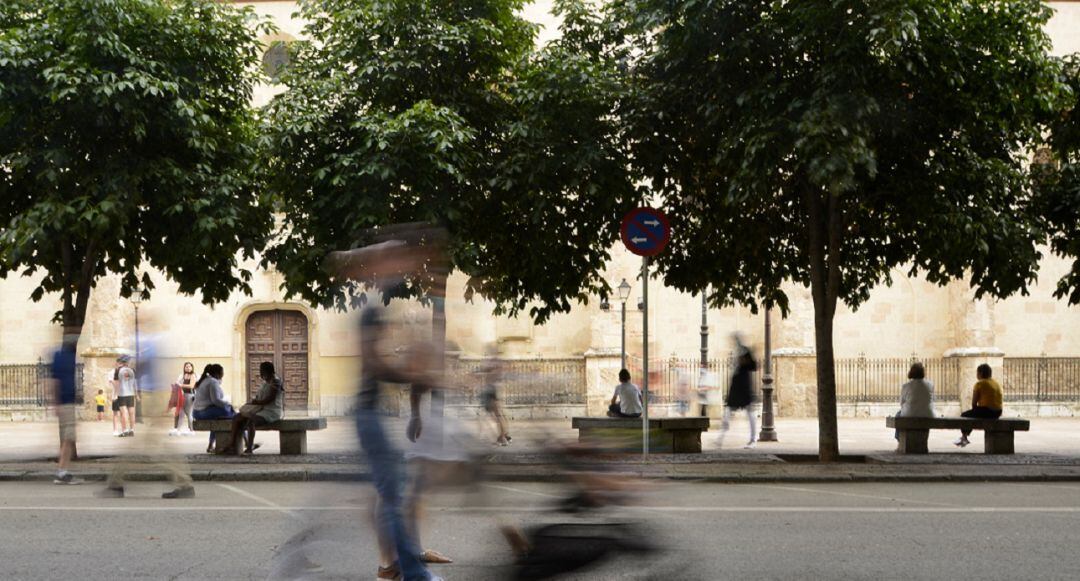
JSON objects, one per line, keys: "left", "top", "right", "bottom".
{"left": 895, "top": 362, "right": 935, "bottom": 444}
{"left": 169, "top": 362, "right": 198, "bottom": 436}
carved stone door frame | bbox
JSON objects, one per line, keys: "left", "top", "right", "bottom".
{"left": 232, "top": 302, "right": 319, "bottom": 415}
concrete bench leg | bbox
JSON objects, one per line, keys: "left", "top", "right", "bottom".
{"left": 280, "top": 431, "right": 308, "bottom": 455}
{"left": 984, "top": 431, "right": 1014, "bottom": 454}
{"left": 897, "top": 429, "right": 929, "bottom": 454}
{"left": 213, "top": 431, "right": 232, "bottom": 453}
{"left": 672, "top": 430, "right": 702, "bottom": 454}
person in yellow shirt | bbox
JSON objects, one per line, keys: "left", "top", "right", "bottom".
{"left": 94, "top": 389, "right": 107, "bottom": 422}
{"left": 955, "top": 364, "right": 1003, "bottom": 447}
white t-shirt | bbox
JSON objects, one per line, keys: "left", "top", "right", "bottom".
{"left": 613, "top": 382, "right": 643, "bottom": 415}
{"left": 116, "top": 366, "right": 137, "bottom": 397}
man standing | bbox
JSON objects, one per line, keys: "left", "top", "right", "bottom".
{"left": 52, "top": 328, "right": 84, "bottom": 485}
{"left": 607, "top": 369, "right": 643, "bottom": 418}
{"left": 114, "top": 355, "right": 137, "bottom": 437}
{"left": 955, "top": 363, "right": 1003, "bottom": 448}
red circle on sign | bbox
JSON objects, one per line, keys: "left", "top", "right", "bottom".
{"left": 620, "top": 207, "right": 671, "bottom": 257}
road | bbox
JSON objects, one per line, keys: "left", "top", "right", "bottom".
{"left": 1, "top": 480, "right": 1078, "bottom": 580}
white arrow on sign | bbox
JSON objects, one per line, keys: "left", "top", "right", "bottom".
{"left": 631, "top": 237, "right": 648, "bottom": 244}
{"left": 643, "top": 219, "right": 660, "bottom": 227}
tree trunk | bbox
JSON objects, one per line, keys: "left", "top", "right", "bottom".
{"left": 804, "top": 189, "right": 841, "bottom": 462}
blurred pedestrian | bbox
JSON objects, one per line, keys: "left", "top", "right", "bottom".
{"left": 98, "top": 328, "right": 195, "bottom": 499}
{"left": 955, "top": 363, "right": 1003, "bottom": 448}
{"left": 51, "top": 327, "right": 84, "bottom": 485}
{"left": 674, "top": 366, "right": 692, "bottom": 417}
{"left": 607, "top": 369, "right": 643, "bottom": 418}
{"left": 192, "top": 364, "right": 234, "bottom": 453}
{"left": 698, "top": 366, "right": 719, "bottom": 417}
{"left": 169, "top": 362, "right": 197, "bottom": 436}
{"left": 108, "top": 361, "right": 125, "bottom": 436}
{"left": 479, "top": 350, "right": 511, "bottom": 446}
{"left": 720, "top": 335, "right": 758, "bottom": 449}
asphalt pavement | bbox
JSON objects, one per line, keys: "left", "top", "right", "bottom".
{"left": 2, "top": 480, "right": 1079, "bottom": 580}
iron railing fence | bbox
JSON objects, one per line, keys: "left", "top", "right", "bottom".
{"left": 835, "top": 355, "right": 960, "bottom": 404}
{"left": 1002, "top": 357, "right": 1080, "bottom": 402}
{"left": 0, "top": 360, "right": 85, "bottom": 406}
{"left": 444, "top": 357, "right": 586, "bottom": 406}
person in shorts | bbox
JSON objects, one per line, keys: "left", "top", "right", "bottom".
{"left": 114, "top": 355, "right": 137, "bottom": 437}
{"left": 94, "top": 389, "right": 106, "bottom": 421}
{"left": 52, "top": 328, "right": 84, "bottom": 485}
{"left": 219, "top": 362, "right": 283, "bottom": 455}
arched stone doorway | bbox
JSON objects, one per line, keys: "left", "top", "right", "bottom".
{"left": 245, "top": 309, "right": 310, "bottom": 411}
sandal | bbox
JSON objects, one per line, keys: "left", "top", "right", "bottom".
{"left": 421, "top": 549, "right": 453, "bottom": 564}
{"left": 377, "top": 562, "right": 401, "bottom": 580}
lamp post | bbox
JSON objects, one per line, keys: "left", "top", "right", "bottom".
{"left": 758, "top": 307, "right": 778, "bottom": 441}
{"left": 130, "top": 288, "right": 144, "bottom": 424}
{"left": 700, "top": 293, "right": 708, "bottom": 368}
{"left": 617, "top": 279, "right": 631, "bottom": 370}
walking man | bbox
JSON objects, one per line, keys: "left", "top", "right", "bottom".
{"left": 114, "top": 355, "right": 137, "bottom": 437}
{"left": 52, "top": 328, "right": 84, "bottom": 485}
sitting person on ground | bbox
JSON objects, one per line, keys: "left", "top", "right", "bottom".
{"left": 607, "top": 369, "right": 643, "bottom": 418}
{"left": 192, "top": 364, "right": 235, "bottom": 453}
{"left": 220, "top": 362, "right": 284, "bottom": 455}
{"left": 955, "top": 363, "right": 1003, "bottom": 448}
{"left": 894, "top": 362, "right": 935, "bottom": 447}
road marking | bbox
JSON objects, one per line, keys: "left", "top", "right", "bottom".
{"left": 1, "top": 505, "right": 1079, "bottom": 514}
{"left": 216, "top": 483, "right": 298, "bottom": 516}
{"left": 757, "top": 484, "right": 961, "bottom": 507}
{"left": 1006, "top": 482, "right": 1080, "bottom": 493}
{"left": 482, "top": 483, "right": 563, "bottom": 499}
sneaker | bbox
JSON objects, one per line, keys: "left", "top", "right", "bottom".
{"left": 168, "top": 428, "right": 179, "bottom": 437}
{"left": 124, "top": 430, "right": 134, "bottom": 437}
{"left": 112, "top": 430, "right": 121, "bottom": 437}
{"left": 180, "top": 429, "right": 194, "bottom": 436}
{"left": 162, "top": 486, "right": 195, "bottom": 499}
{"left": 743, "top": 441, "right": 757, "bottom": 449}
{"left": 95, "top": 486, "right": 124, "bottom": 498}
{"left": 53, "top": 473, "right": 84, "bottom": 485}
{"left": 953, "top": 437, "right": 969, "bottom": 447}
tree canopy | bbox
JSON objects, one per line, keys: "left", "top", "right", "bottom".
{"left": 0, "top": 0, "right": 272, "bottom": 333}
{"left": 611, "top": 0, "right": 1068, "bottom": 459}
{"left": 262, "top": 0, "right": 639, "bottom": 322}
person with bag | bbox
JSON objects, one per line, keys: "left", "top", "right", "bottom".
{"left": 168, "top": 362, "right": 198, "bottom": 436}
{"left": 218, "top": 362, "right": 283, "bottom": 455}
{"left": 192, "top": 364, "right": 235, "bottom": 453}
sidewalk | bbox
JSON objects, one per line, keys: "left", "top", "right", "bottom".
{"left": 4, "top": 415, "right": 1079, "bottom": 483}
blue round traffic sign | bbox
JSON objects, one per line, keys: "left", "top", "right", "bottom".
{"left": 621, "top": 207, "right": 671, "bottom": 257}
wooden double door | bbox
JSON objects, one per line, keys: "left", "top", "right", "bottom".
{"left": 245, "top": 309, "right": 309, "bottom": 412}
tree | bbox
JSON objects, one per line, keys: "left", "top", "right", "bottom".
{"left": 262, "top": 0, "right": 637, "bottom": 325}
{"left": 1037, "top": 55, "right": 1080, "bottom": 305}
{"left": 0, "top": 0, "right": 273, "bottom": 346}
{"left": 614, "top": 0, "right": 1067, "bottom": 460}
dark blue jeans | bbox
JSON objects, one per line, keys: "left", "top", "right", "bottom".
{"left": 194, "top": 405, "right": 234, "bottom": 446}
{"left": 356, "top": 407, "right": 429, "bottom": 581}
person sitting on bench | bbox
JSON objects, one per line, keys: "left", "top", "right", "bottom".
{"left": 607, "top": 369, "right": 643, "bottom": 418}
{"left": 220, "top": 362, "right": 284, "bottom": 455}
{"left": 955, "top": 363, "right": 1003, "bottom": 448}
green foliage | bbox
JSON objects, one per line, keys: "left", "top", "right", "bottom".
{"left": 1037, "top": 55, "right": 1080, "bottom": 305}
{"left": 616, "top": 0, "right": 1065, "bottom": 313}
{"left": 0, "top": 0, "right": 273, "bottom": 325}
{"left": 263, "top": 0, "right": 638, "bottom": 322}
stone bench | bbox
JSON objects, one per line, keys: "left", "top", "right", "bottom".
{"left": 886, "top": 416, "right": 1030, "bottom": 454}
{"left": 193, "top": 417, "right": 327, "bottom": 455}
{"left": 571, "top": 417, "right": 711, "bottom": 453}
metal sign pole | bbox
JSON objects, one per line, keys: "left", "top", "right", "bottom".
{"left": 642, "top": 256, "right": 649, "bottom": 459}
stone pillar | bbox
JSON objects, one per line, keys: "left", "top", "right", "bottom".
{"left": 944, "top": 348, "right": 1004, "bottom": 412}
{"left": 584, "top": 349, "right": 621, "bottom": 416}
{"left": 772, "top": 348, "right": 818, "bottom": 417}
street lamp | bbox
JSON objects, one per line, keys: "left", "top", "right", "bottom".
{"left": 617, "top": 278, "right": 631, "bottom": 370}
{"left": 758, "top": 307, "right": 778, "bottom": 442}
{"left": 130, "top": 287, "right": 144, "bottom": 424}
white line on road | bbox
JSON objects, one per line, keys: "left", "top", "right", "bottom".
{"left": 216, "top": 483, "right": 299, "bottom": 516}
{"left": 481, "top": 483, "right": 563, "bottom": 499}
{"left": 3, "top": 505, "right": 1080, "bottom": 514}
{"left": 757, "top": 484, "right": 961, "bottom": 507}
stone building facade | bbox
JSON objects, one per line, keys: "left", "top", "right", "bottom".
{"left": 2, "top": 1, "right": 1079, "bottom": 418}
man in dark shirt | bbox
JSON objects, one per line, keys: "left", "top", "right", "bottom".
{"left": 51, "top": 329, "right": 83, "bottom": 485}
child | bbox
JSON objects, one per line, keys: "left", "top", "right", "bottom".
{"left": 94, "top": 389, "right": 106, "bottom": 422}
